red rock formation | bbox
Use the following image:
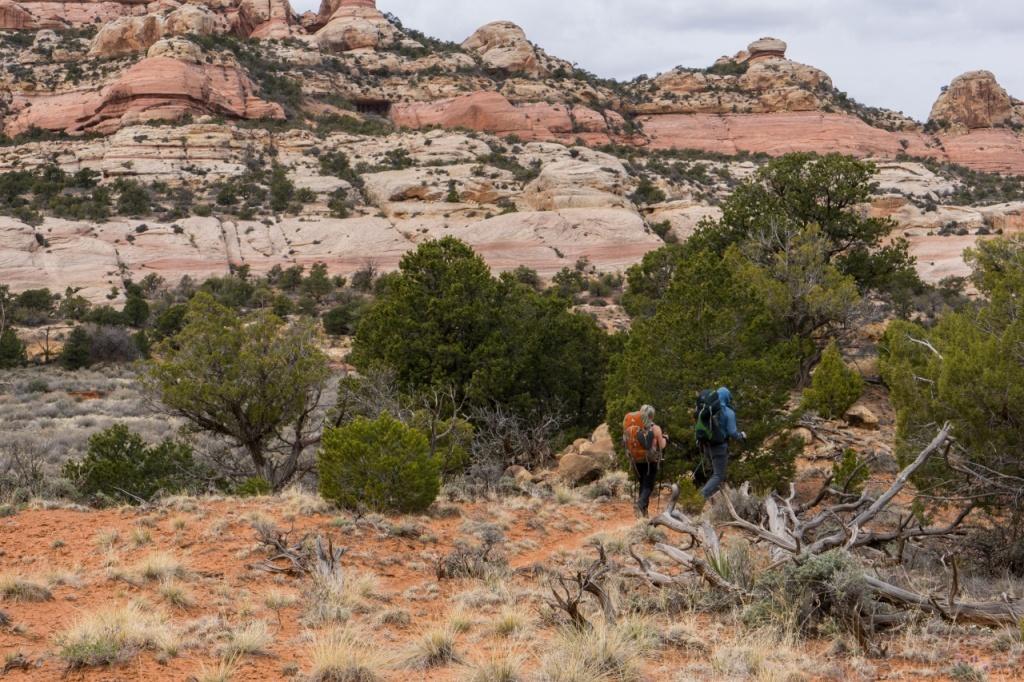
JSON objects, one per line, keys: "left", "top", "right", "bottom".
{"left": 393, "top": 98, "right": 1024, "bottom": 174}
{"left": 0, "top": 0, "right": 39, "bottom": 29}
{"left": 5, "top": 41, "right": 284, "bottom": 136}
{"left": 0, "top": 0, "right": 153, "bottom": 30}
{"left": 391, "top": 92, "right": 623, "bottom": 145}
{"left": 938, "top": 129, "right": 1024, "bottom": 174}
{"left": 234, "top": 0, "right": 297, "bottom": 39}
{"left": 640, "top": 111, "right": 1024, "bottom": 174}
{"left": 930, "top": 71, "right": 1016, "bottom": 129}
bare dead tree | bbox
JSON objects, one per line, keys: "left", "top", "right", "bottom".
{"left": 468, "top": 404, "right": 565, "bottom": 484}
{"left": 547, "top": 544, "right": 617, "bottom": 629}
{"left": 627, "top": 423, "right": 1024, "bottom": 629}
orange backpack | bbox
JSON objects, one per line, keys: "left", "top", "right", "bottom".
{"left": 623, "top": 412, "right": 654, "bottom": 462}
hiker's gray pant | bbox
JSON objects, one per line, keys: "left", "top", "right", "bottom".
{"left": 700, "top": 443, "right": 729, "bottom": 499}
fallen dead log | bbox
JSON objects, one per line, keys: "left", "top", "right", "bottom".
{"left": 864, "top": 576, "right": 1024, "bottom": 627}
{"left": 625, "top": 423, "right": 1015, "bottom": 632}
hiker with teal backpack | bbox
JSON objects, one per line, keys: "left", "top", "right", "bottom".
{"left": 694, "top": 387, "right": 746, "bottom": 500}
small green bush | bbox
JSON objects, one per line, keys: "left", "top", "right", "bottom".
{"left": 0, "top": 328, "right": 26, "bottom": 368}
{"left": 318, "top": 413, "right": 440, "bottom": 513}
{"left": 832, "top": 448, "right": 869, "bottom": 494}
{"left": 61, "top": 326, "right": 93, "bottom": 370}
{"left": 236, "top": 477, "right": 272, "bottom": 497}
{"left": 742, "top": 549, "right": 865, "bottom": 636}
{"left": 62, "top": 424, "right": 201, "bottom": 504}
{"left": 801, "top": 340, "right": 863, "bottom": 419}
{"left": 322, "top": 303, "right": 359, "bottom": 336}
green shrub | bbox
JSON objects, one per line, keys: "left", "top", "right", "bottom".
{"left": 322, "top": 303, "right": 360, "bottom": 336}
{"left": 0, "top": 328, "right": 26, "bottom": 368}
{"left": 801, "top": 341, "right": 863, "bottom": 419}
{"left": 62, "top": 424, "right": 201, "bottom": 504}
{"left": 742, "top": 549, "right": 865, "bottom": 636}
{"left": 236, "top": 477, "right": 272, "bottom": 497}
{"left": 630, "top": 177, "right": 666, "bottom": 205}
{"left": 318, "top": 414, "right": 439, "bottom": 513}
{"left": 832, "top": 448, "right": 869, "bottom": 494}
{"left": 61, "top": 326, "right": 93, "bottom": 370}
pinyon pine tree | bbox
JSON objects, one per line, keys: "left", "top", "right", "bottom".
{"left": 802, "top": 340, "right": 864, "bottom": 419}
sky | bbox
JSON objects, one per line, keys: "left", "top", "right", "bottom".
{"left": 296, "top": 0, "right": 1023, "bottom": 122}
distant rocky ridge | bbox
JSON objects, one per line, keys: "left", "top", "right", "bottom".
{"left": 0, "top": 0, "right": 1023, "bottom": 299}
{"left": 0, "top": 0, "right": 1022, "bottom": 170}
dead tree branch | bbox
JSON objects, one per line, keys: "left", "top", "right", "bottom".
{"left": 250, "top": 523, "right": 346, "bottom": 578}
{"left": 625, "top": 424, "right": 1018, "bottom": 631}
{"left": 547, "top": 544, "right": 617, "bottom": 629}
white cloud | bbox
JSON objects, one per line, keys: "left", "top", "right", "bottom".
{"left": 293, "top": 0, "right": 1024, "bottom": 121}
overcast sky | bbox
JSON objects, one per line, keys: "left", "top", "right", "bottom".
{"left": 298, "top": 0, "right": 1023, "bottom": 121}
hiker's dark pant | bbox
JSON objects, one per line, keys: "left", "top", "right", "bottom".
{"left": 635, "top": 460, "right": 660, "bottom": 516}
{"left": 700, "top": 443, "right": 729, "bottom": 499}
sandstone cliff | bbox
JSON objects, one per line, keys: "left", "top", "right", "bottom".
{"left": 0, "top": 4, "right": 1023, "bottom": 299}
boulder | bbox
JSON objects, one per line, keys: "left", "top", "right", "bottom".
{"left": 845, "top": 404, "right": 879, "bottom": 431}
{"left": 88, "top": 6, "right": 226, "bottom": 59}
{"left": 578, "top": 424, "right": 615, "bottom": 467}
{"left": 236, "top": 0, "right": 298, "bottom": 39}
{"left": 462, "top": 20, "right": 543, "bottom": 76}
{"left": 522, "top": 157, "right": 633, "bottom": 211}
{"left": 315, "top": 0, "right": 400, "bottom": 52}
{"left": 503, "top": 465, "right": 534, "bottom": 486}
{"left": 747, "top": 36, "right": 787, "bottom": 61}
{"left": 929, "top": 71, "right": 1017, "bottom": 130}
{"left": 557, "top": 453, "right": 604, "bottom": 487}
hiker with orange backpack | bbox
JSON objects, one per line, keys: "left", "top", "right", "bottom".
{"left": 622, "top": 405, "right": 668, "bottom": 518}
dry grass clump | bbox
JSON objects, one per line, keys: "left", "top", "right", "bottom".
{"left": 539, "top": 618, "right": 658, "bottom": 682}
{"left": 264, "top": 589, "right": 299, "bottom": 611}
{"left": 464, "top": 651, "right": 526, "bottom": 682}
{"left": 404, "top": 626, "right": 460, "bottom": 669}
{"left": 95, "top": 528, "right": 120, "bottom": 550}
{"left": 281, "top": 486, "right": 332, "bottom": 516}
{"left": 447, "top": 607, "right": 475, "bottom": 634}
{"left": 492, "top": 607, "right": 530, "bottom": 638}
{"left": 130, "top": 528, "right": 153, "bottom": 547}
{"left": 710, "top": 633, "right": 811, "bottom": 681}
{"left": 194, "top": 656, "right": 239, "bottom": 682}
{"left": 133, "top": 552, "right": 189, "bottom": 581}
{"left": 304, "top": 570, "right": 380, "bottom": 626}
{"left": 159, "top": 580, "right": 196, "bottom": 609}
{"left": 375, "top": 608, "right": 411, "bottom": 627}
{"left": 0, "top": 574, "right": 53, "bottom": 602}
{"left": 306, "top": 625, "right": 389, "bottom": 681}
{"left": 221, "top": 620, "right": 272, "bottom": 657}
{"left": 56, "top": 602, "right": 179, "bottom": 669}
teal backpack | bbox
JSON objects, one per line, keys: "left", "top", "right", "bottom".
{"left": 695, "top": 389, "right": 727, "bottom": 445}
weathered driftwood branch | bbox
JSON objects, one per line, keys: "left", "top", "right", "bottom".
{"left": 864, "top": 576, "right": 1024, "bottom": 627}
{"left": 547, "top": 544, "right": 617, "bottom": 629}
{"left": 625, "top": 484, "right": 744, "bottom": 594}
{"left": 251, "top": 523, "right": 346, "bottom": 578}
{"left": 626, "top": 424, "right": 1020, "bottom": 629}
